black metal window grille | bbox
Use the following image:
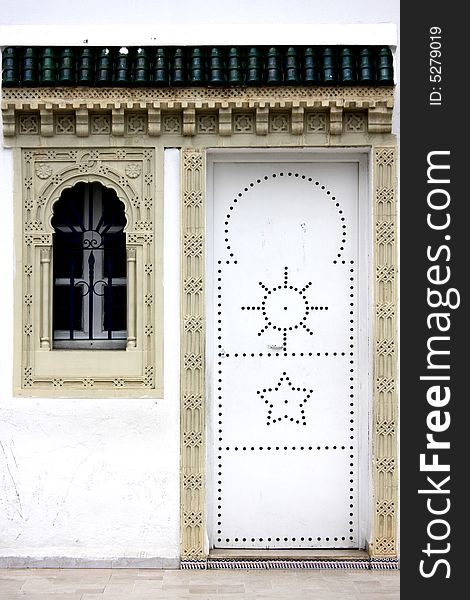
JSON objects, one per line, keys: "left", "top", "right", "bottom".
{"left": 52, "top": 182, "right": 127, "bottom": 348}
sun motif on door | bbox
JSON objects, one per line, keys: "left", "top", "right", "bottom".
{"left": 241, "top": 266, "right": 328, "bottom": 354}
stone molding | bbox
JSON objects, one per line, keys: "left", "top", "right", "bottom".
{"left": 2, "top": 86, "right": 394, "bottom": 138}
{"left": 371, "top": 147, "right": 398, "bottom": 557}
{"left": 180, "top": 149, "right": 206, "bottom": 560}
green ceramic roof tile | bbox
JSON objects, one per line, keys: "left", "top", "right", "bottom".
{"left": 1, "top": 46, "right": 394, "bottom": 87}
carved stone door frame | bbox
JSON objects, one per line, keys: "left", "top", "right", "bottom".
{"left": 180, "top": 145, "right": 397, "bottom": 567}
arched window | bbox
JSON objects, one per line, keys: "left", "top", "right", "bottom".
{"left": 52, "top": 182, "right": 127, "bottom": 348}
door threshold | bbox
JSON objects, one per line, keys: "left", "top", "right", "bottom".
{"left": 209, "top": 548, "right": 369, "bottom": 560}
{"left": 181, "top": 549, "right": 399, "bottom": 570}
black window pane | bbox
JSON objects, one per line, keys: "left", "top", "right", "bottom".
{"left": 103, "top": 285, "right": 127, "bottom": 332}
{"left": 52, "top": 182, "right": 127, "bottom": 345}
{"left": 102, "top": 188, "right": 126, "bottom": 228}
{"left": 103, "top": 233, "right": 126, "bottom": 278}
{"left": 52, "top": 187, "right": 85, "bottom": 230}
{"left": 53, "top": 285, "right": 83, "bottom": 333}
{"left": 53, "top": 234, "right": 83, "bottom": 278}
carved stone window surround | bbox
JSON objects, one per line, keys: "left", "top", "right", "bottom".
{"left": 15, "top": 147, "right": 161, "bottom": 397}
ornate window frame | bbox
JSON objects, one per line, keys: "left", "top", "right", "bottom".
{"left": 13, "top": 147, "right": 161, "bottom": 396}
{"left": 3, "top": 84, "right": 397, "bottom": 562}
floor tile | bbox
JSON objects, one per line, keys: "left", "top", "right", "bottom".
{"left": 0, "top": 567, "right": 399, "bottom": 599}
{"left": 188, "top": 584, "right": 219, "bottom": 594}
{"left": 216, "top": 584, "right": 246, "bottom": 593}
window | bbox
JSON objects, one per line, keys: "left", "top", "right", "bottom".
{"left": 16, "top": 148, "right": 161, "bottom": 394}
{"left": 52, "top": 182, "right": 127, "bottom": 348}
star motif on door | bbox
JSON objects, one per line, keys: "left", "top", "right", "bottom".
{"left": 257, "top": 372, "right": 312, "bottom": 426}
{"left": 241, "top": 266, "right": 328, "bottom": 353}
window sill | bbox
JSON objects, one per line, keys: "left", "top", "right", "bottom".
{"left": 34, "top": 347, "right": 143, "bottom": 378}
{"left": 53, "top": 340, "right": 127, "bottom": 350}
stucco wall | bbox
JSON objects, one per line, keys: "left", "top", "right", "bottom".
{"left": 0, "top": 0, "right": 399, "bottom": 565}
{"left": 0, "top": 0, "right": 399, "bottom": 26}
{"left": 0, "top": 400, "right": 179, "bottom": 563}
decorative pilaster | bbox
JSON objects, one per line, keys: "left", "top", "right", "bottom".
{"left": 181, "top": 149, "right": 206, "bottom": 561}
{"left": 126, "top": 246, "right": 137, "bottom": 349}
{"left": 39, "top": 246, "right": 51, "bottom": 350}
{"left": 371, "top": 147, "right": 398, "bottom": 557}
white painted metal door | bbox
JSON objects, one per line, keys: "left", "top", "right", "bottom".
{"left": 208, "top": 157, "right": 364, "bottom": 549}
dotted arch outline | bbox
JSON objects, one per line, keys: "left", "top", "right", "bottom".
{"left": 221, "top": 171, "right": 347, "bottom": 265}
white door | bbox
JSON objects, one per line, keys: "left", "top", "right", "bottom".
{"left": 208, "top": 155, "right": 367, "bottom": 549}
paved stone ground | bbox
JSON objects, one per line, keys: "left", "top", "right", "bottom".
{"left": 0, "top": 568, "right": 399, "bottom": 599}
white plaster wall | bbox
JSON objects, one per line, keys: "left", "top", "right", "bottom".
{"left": 0, "top": 400, "right": 179, "bottom": 560}
{"left": 0, "top": 146, "right": 181, "bottom": 564}
{"left": 0, "top": 0, "right": 398, "bottom": 26}
{"left": 0, "top": 0, "right": 399, "bottom": 564}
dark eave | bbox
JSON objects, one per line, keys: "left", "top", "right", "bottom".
{"left": 2, "top": 46, "right": 394, "bottom": 88}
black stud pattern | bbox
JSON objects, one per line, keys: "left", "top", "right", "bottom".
{"left": 224, "top": 172, "right": 345, "bottom": 265}
{"left": 347, "top": 259, "right": 356, "bottom": 542}
{"left": 241, "top": 266, "right": 327, "bottom": 355}
{"left": 215, "top": 168, "right": 357, "bottom": 548}
{"left": 256, "top": 372, "right": 312, "bottom": 426}
{"left": 216, "top": 440, "right": 353, "bottom": 547}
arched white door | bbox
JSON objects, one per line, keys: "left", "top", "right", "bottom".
{"left": 208, "top": 154, "right": 368, "bottom": 549}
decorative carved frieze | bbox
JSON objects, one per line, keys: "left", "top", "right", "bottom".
{"left": 2, "top": 87, "right": 394, "bottom": 138}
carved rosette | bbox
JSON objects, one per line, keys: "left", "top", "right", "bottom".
{"left": 21, "top": 147, "right": 157, "bottom": 392}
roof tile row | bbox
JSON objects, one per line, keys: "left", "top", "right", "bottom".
{"left": 2, "top": 46, "right": 393, "bottom": 87}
